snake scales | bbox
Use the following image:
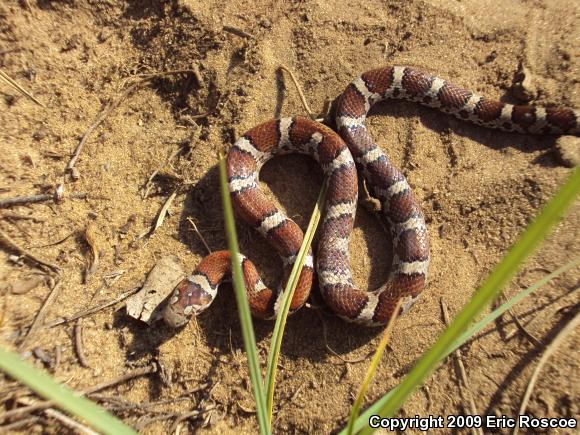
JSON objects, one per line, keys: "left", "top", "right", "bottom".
{"left": 163, "top": 66, "right": 579, "bottom": 328}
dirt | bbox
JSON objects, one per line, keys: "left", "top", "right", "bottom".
{"left": 0, "top": 0, "right": 579, "bottom": 433}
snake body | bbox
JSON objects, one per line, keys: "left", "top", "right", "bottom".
{"left": 163, "top": 66, "right": 579, "bottom": 328}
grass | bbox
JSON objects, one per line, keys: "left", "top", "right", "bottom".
{"left": 217, "top": 151, "right": 270, "bottom": 435}
{"left": 0, "top": 347, "right": 136, "bottom": 434}
{"left": 342, "top": 164, "right": 580, "bottom": 434}
{"left": 0, "top": 153, "right": 576, "bottom": 434}
{"left": 264, "top": 181, "right": 327, "bottom": 426}
{"left": 345, "top": 299, "right": 403, "bottom": 435}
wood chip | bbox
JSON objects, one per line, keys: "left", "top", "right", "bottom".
{"left": 125, "top": 255, "right": 186, "bottom": 324}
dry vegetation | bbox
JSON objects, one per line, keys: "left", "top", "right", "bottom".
{"left": 0, "top": 0, "right": 578, "bottom": 433}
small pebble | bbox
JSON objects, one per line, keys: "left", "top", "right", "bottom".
{"left": 32, "top": 128, "right": 46, "bottom": 141}
{"left": 555, "top": 136, "right": 580, "bottom": 168}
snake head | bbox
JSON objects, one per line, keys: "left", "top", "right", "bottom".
{"left": 163, "top": 277, "right": 214, "bottom": 328}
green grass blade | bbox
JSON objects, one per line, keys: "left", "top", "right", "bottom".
{"left": 345, "top": 299, "right": 402, "bottom": 435}
{"left": 340, "top": 256, "right": 579, "bottom": 435}
{"left": 451, "top": 257, "right": 579, "bottom": 351}
{"left": 345, "top": 165, "right": 580, "bottom": 435}
{"left": 0, "top": 347, "right": 136, "bottom": 435}
{"left": 218, "top": 152, "right": 270, "bottom": 435}
{"left": 265, "top": 182, "right": 327, "bottom": 427}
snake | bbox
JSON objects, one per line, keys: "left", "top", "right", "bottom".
{"left": 163, "top": 66, "right": 579, "bottom": 328}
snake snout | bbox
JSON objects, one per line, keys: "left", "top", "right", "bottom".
{"left": 163, "top": 277, "right": 214, "bottom": 328}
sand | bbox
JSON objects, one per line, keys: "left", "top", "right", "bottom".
{"left": 0, "top": 0, "right": 578, "bottom": 433}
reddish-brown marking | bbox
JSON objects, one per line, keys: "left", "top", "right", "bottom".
{"left": 336, "top": 84, "right": 366, "bottom": 118}
{"left": 388, "top": 190, "right": 420, "bottom": 223}
{"left": 438, "top": 83, "right": 472, "bottom": 109}
{"left": 244, "top": 120, "right": 280, "bottom": 153}
{"left": 323, "top": 284, "right": 368, "bottom": 319}
{"left": 473, "top": 99, "right": 504, "bottom": 123}
{"left": 401, "top": 68, "right": 435, "bottom": 98}
{"left": 361, "top": 67, "right": 394, "bottom": 96}
{"left": 227, "top": 147, "right": 257, "bottom": 178}
{"left": 546, "top": 108, "right": 577, "bottom": 133}
{"left": 266, "top": 219, "right": 305, "bottom": 258}
{"left": 396, "top": 229, "right": 429, "bottom": 262}
{"left": 231, "top": 188, "right": 278, "bottom": 228}
{"left": 326, "top": 167, "right": 358, "bottom": 205}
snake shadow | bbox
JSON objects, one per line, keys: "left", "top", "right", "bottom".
{"left": 144, "top": 150, "right": 397, "bottom": 363}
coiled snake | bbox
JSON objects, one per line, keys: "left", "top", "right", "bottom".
{"left": 163, "top": 66, "right": 579, "bottom": 328}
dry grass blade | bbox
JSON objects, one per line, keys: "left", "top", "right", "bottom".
{"left": 187, "top": 217, "right": 212, "bottom": 254}
{"left": 0, "top": 348, "right": 138, "bottom": 434}
{"left": 441, "top": 299, "right": 483, "bottom": 435}
{"left": 265, "top": 181, "right": 327, "bottom": 427}
{"left": 0, "top": 69, "right": 44, "bottom": 106}
{"left": 345, "top": 299, "right": 402, "bottom": 435}
{"left": 43, "top": 286, "right": 140, "bottom": 328}
{"left": 152, "top": 190, "right": 178, "bottom": 233}
{"left": 512, "top": 309, "right": 580, "bottom": 435}
{"left": 0, "top": 228, "right": 60, "bottom": 273}
{"left": 0, "top": 192, "right": 88, "bottom": 208}
{"left": 19, "top": 280, "right": 62, "bottom": 350}
{"left": 279, "top": 65, "right": 314, "bottom": 119}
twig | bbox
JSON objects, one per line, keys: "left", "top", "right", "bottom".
{"left": 0, "top": 69, "right": 44, "bottom": 107}
{"left": 42, "top": 408, "right": 99, "bottom": 435}
{"left": 18, "top": 280, "right": 62, "bottom": 350}
{"left": 43, "top": 286, "right": 140, "bottom": 328}
{"left": 142, "top": 146, "right": 185, "bottom": 199}
{"left": 441, "top": 299, "right": 483, "bottom": 435}
{"left": 169, "top": 405, "right": 217, "bottom": 433}
{"left": 151, "top": 190, "right": 178, "bottom": 234}
{"left": 134, "top": 413, "right": 181, "bottom": 431}
{"left": 189, "top": 64, "right": 204, "bottom": 88}
{"left": 0, "top": 192, "right": 88, "bottom": 208}
{"left": 54, "top": 345, "right": 62, "bottom": 370}
{"left": 0, "top": 211, "right": 45, "bottom": 222}
{"left": 0, "top": 228, "right": 60, "bottom": 273}
{"left": 1, "top": 364, "right": 157, "bottom": 423}
{"left": 187, "top": 218, "right": 212, "bottom": 255}
{"left": 504, "top": 286, "right": 580, "bottom": 340}
{"left": 0, "top": 416, "right": 41, "bottom": 432}
{"left": 83, "top": 364, "right": 157, "bottom": 395}
{"left": 92, "top": 383, "right": 209, "bottom": 411}
{"left": 67, "top": 70, "right": 199, "bottom": 178}
{"left": 501, "top": 293, "right": 542, "bottom": 346}
{"left": 16, "top": 397, "right": 97, "bottom": 435}
{"left": 74, "top": 320, "right": 89, "bottom": 367}
{"left": 513, "top": 309, "right": 580, "bottom": 435}
{"left": 279, "top": 65, "right": 315, "bottom": 119}
{"left": 0, "top": 403, "right": 47, "bottom": 423}
{"left": 83, "top": 223, "right": 100, "bottom": 281}
{"left": 223, "top": 25, "right": 254, "bottom": 39}
{"left": 30, "top": 230, "right": 76, "bottom": 249}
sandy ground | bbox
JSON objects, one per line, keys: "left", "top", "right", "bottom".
{"left": 0, "top": 0, "right": 579, "bottom": 433}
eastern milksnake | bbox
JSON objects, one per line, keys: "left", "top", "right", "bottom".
{"left": 163, "top": 66, "right": 579, "bottom": 328}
